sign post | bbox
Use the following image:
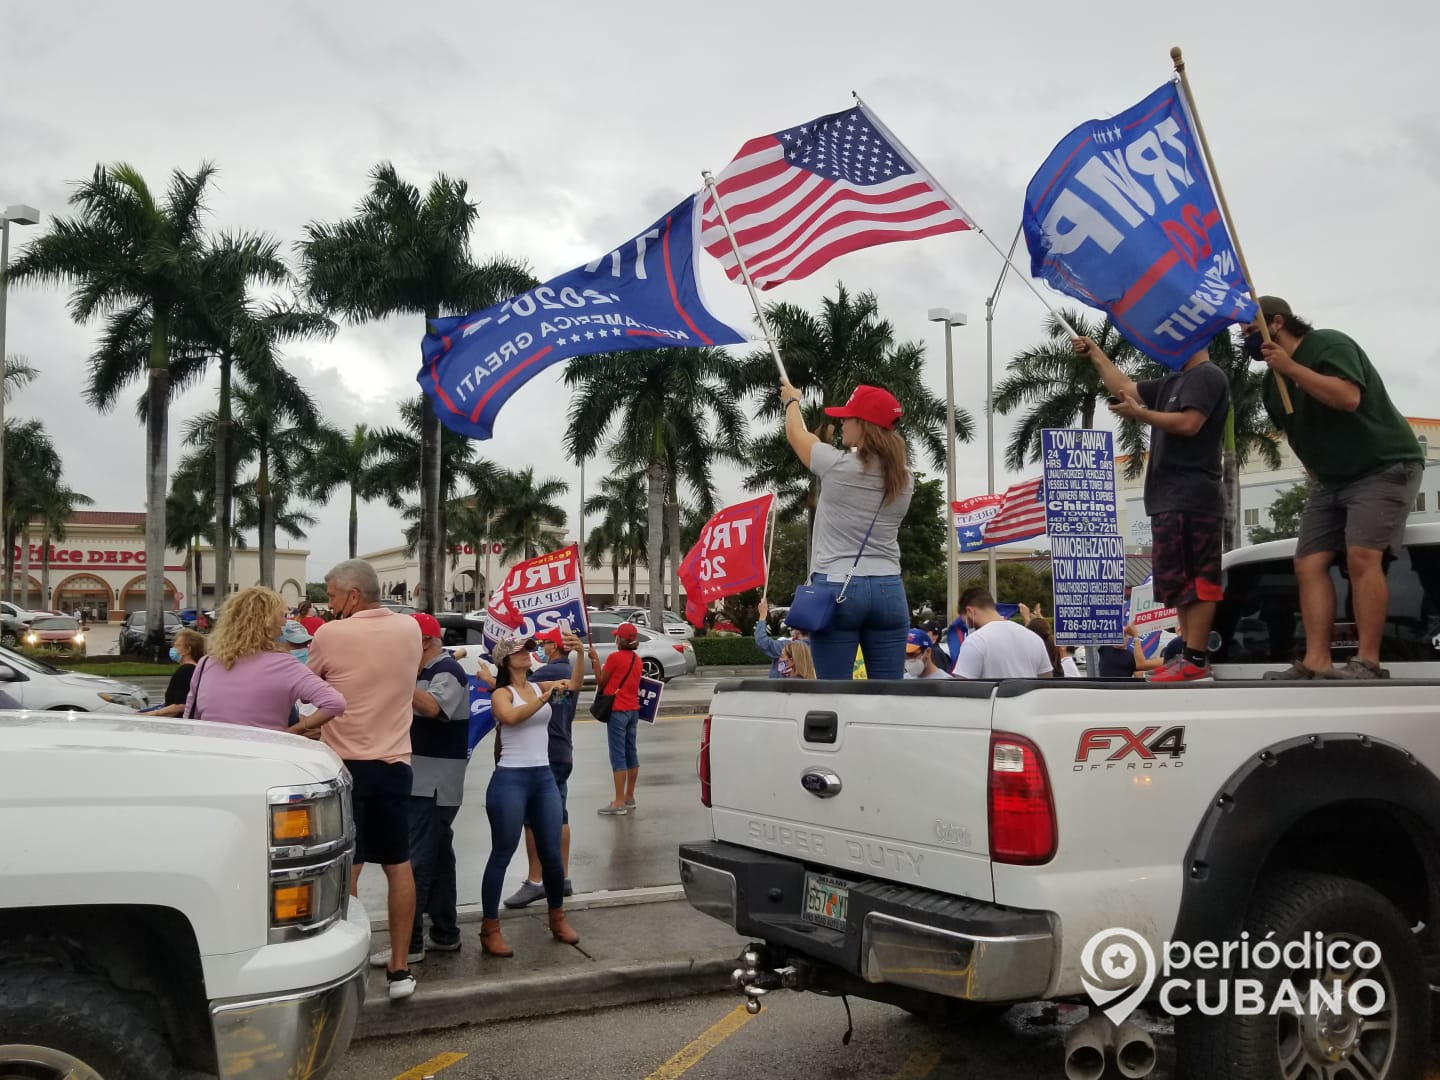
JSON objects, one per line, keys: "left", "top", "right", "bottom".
{"left": 1042, "top": 429, "right": 1126, "bottom": 650}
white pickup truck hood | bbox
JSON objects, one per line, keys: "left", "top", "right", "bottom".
{"left": 0, "top": 712, "right": 343, "bottom": 786}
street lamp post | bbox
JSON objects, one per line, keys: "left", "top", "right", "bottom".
{"left": 928, "top": 308, "right": 967, "bottom": 622}
{"left": 0, "top": 204, "right": 41, "bottom": 603}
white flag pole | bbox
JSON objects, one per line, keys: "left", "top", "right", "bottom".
{"left": 701, "top": 171, "right": 790, "bottom": 384}
{"left": 853, "top": 93, "right": 1081, "bottom": 340}
{"left": 760, "top": 493, "right": 778, "bottom": 605}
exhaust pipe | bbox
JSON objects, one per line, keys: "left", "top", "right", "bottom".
{"left": 1063, "top": 1014, "right": 1114, "bottom": 1080}
{"left": 1114, "top": 1020, "right": 1156, "bottom": 1078}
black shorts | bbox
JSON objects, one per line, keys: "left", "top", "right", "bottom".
{"left": 346, "top": 759, "right": 413, "bottom": 866}
{"left": 1151, "top": 511, "right": 1224, "bottom": 609}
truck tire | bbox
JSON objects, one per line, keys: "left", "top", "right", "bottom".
{"left": 1174, "top": 870, "right": 1427, "bottom": 1080}
{"left": 0, "top": 968, "right": 182, "bottom": 1080}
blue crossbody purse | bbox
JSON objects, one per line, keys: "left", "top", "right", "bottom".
{"left": 783, "top": 502, "right": 884, "bottom": 634}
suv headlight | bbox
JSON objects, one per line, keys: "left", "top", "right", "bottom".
{"left": 266, "top": 777, "right": 354, "bottom": 943}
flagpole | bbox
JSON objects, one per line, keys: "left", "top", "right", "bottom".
{"left": 760, "top": 494, "right": 778, "bottom": 604}
{"left": 701, "top": 171, "right": 790, "bottom": 384}
{"left": 577, "top": 454, "right": 586, "bottom": 599}
{"left": 983, "top": 225, "right": 1022, "bottom": 597}
{"left": 853, "top": 93, "right": 1080, "bottom": 339}
{"left": 1170, "top": 47, "right": 1292, "bottom": 415}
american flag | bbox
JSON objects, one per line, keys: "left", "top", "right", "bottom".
{"left": 702, "top": 104, "right": 971, "bottom": 289}
{"left": 980, "top": 477, "right": 1047, "bottom": 547}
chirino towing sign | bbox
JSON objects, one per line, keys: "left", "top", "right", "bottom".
{"left": 1042, "top": 428, "right": 1125, "bottom": 646}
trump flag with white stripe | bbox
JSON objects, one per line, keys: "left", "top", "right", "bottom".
{"left": 702, "top": 104, "right": 971, "bottom": 289}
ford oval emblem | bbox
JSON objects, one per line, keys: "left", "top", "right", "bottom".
{"left": 800, "top": 767, "right": 842, "bottom": 798}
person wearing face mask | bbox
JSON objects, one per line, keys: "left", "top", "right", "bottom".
{"left": 279, "top": 620, "right": 312, "bottom": 663}
{"left": 148, "top": 629, "right": 206, "bottom": 717}
{"left": 904, "top": 628, "right": 953, "bottom": 679}
{"left": 950, "top": 587, "right": 1054, "bottom": 680}
{"left": 1246, "top": 297, "right": 1424, "bottom": 679}
{"left": 778, "top": 640, "right": 816, "bottom": 679}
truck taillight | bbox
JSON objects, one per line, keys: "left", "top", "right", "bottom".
{"left": 988, "top": 733, "right": 1056, "bottom": 865}
{"left": 699, "top": 714, "right": 713, "bottom": 807}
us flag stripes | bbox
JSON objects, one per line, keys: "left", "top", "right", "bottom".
{"left": 980, "top": 477, "right": 1047, "bottom": 547}
{"left": 701, "top": 104, "right": 971, "bottom": 289}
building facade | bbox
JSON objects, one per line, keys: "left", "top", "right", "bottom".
{"left": 6, "top": 511, "right": 308, "bottom": 621}
{"left": 1118, "top": 417, "right": 1440, "bottom": 552}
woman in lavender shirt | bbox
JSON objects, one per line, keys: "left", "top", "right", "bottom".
{"left": 185, "top": 587, "right": 345, "bottom": 735}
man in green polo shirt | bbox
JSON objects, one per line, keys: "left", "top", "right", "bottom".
{"left": 1250, "top": 297, "right": 1424, "bottom": 679}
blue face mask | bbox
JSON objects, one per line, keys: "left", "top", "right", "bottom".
{"left": 291, "top": 649, "right": 309, "bottom": 665}
{"left": 168, "top": 646, "right": 181, "bottom": 664}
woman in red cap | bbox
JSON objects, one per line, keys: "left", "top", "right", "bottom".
{"left": 779, "top": 379, "right": 915, "bottom": 679}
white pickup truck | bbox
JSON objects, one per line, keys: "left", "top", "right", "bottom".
{"left": 0, "top": 713, "right": 369, "bottom": 1079}
{"left": 681, "top": 522, "right": 1440, "bottom": 1080}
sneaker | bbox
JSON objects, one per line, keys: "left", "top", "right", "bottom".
{"left": 1149, "top": 659, "right": 1214, "bottom": 684}
{"left": 1263, "top": 662, "right": 1342, "bottom": 681}
{"left": 1341, "top": 658, "right": 1390, "bottom": 680}
{"left": 504, "top": 880, "right": 546, "bottom": 909}
{"left": 386, "top": 969, "right": 417, "bottom": 1001}
{"left": 426, "top": 936, "right": 462, "bottom": 953}
{"left": 598, "top": 805, "right": 628, "bottom": 816}
{"left": 370, "top": 946, "right": 424, "bottom": 968}
{"left": 625, "top": 799, "right": 637, "bottom": 809}
{"left": 563, "top": 878, "right": 574, "bottom": 897}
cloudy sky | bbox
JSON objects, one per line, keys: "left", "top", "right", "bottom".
{"left": 2, "top": 0, "right": 1436, "bottom": 576}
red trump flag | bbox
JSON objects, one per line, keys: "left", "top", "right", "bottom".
{"left": 679, "top": 495, "right": 775, "bottom": 627}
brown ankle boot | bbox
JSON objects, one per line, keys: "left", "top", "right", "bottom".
{"left": 548, "top": 908, "right": 579, "bottom": 945}
{"left": 480, "top": 918, "right": 513, "bottom": 957}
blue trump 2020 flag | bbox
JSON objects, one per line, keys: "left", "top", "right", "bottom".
{"left": 1022, "top": 82, "right": 1256, "bottom": 368}
{"left": 420, "top": 193, "right": 748, "bottom": 440}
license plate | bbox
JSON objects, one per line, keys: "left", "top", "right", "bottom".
{"left": 803, "top": 873, "right": 849, "bottom": 930}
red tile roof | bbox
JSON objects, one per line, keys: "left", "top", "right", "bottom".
{"left": 69, "top": 511, "right": 147, "bottom": 527}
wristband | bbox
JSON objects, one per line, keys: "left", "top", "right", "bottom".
{"left": 784, "top": 399, "right": 800, "bottom": 412}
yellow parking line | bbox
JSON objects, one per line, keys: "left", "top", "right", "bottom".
{"left": 643, "top": 1003, "right": 756, "bottom": 1080}
{"left": 889, "top": 1042, "right": 941, "bottom": 1080}
{"left": 392, "top": 1051, "right": 467, "bottom": 1080}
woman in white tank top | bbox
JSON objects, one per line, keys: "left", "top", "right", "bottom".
{"left": 479, "top": 629, "right": 585, "bottom": 957}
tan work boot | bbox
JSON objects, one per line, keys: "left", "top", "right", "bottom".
{"left": 480, "top": 918, "right": 514, "bottom": 957}
{"left": 548, "top": 908, "right": 580, "bottom": 945}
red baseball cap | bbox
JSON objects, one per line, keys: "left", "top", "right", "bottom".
{"left": 298, "top": 615, "right": 325, "bottom": 636}
{"left": 615, "top": 621, "right": 639, "bottom": 642}
{"left": 410, "top": 612, "right": 442, "bottom": 640}
{"left": 533, "top": 628, "right": 565, "bottom": 646}
{"left": 824, "top": 385, "right": 903, "bottom": 429}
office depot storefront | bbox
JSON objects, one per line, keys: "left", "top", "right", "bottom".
{"left": 8, "top": 511, "right": 308, "bottom": 620}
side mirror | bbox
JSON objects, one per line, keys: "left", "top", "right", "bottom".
{"left": 0, "top": 663, "right": 16, "bottom": 681}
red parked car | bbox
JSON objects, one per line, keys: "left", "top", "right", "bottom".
{"left": 22, "top": 615, "right": 87, "bottom": 657}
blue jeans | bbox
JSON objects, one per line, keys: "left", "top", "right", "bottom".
{"left": 607, "top": 710, "right": 640, "bottom": 771}
{"left": 482, "top": 766, "right": 565, "bottom": 918}
{"left": 807, "top": 573, "right": 910, "bottom": 680}
{"left": 408, "top": 796, "right": 459, "bottom": 951}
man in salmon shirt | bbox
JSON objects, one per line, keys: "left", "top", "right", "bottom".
{"left": 309, "top": 559, "right": 423, "bottom": 1001}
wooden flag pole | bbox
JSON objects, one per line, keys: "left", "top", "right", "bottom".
{"left": 701, "top": 171, "right": 790, "bottom": 384}
{"left": 1171, "top": 46, "right": 1293, "bottom": 413}
{"left": 760, "top": 494, "right": 778, "bottom": 605}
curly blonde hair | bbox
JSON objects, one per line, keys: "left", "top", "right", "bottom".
{"left": 207, "top": 586, "right": 287, "bottom": 669}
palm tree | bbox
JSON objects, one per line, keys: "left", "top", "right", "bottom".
{"left": 446, "top": 497, "right": 500, "bottom": 607}
{"left": 4, "top": 163, "right": 226, "bottom": 656}
{"left": 565, "top": 348, "right": 747, "bottom": 628}
{"left": 728, "top": 284, "right": 973, "bottom": 550}
{"left": 308, "top": 423, "right": 383, "bottom": 559}
{"left": 993, "top": 308, "right": 1160, "bottom": 474}
{"left": 1210, "top": 331, "right": 1281, "bottom": 550}
{"left": 585, "top": 469, "right": 648, "bottom": 605}
{"left": 165, "top": 473, "right": 212, "bottom": 614}
{"left": 297, "top": 162, "right": 533, "bottom": 613}
{"left": 372, "top": 397, "right": 498, "bottom": 608}
{"left": 37, "top": 484, "right": 93, "bottom": 609}
{"left": 3, "top": 356, "right": 38, "bottom": 401}
{"left": 190, "top": 236, "right": 333, "bottom": 602}
{"left": 491, "top": 467, "right": 569, "bottom": 561}
{"left": 2, "top": 419, "right": 61, "bottom": 605}
{"left": 185, "top": 367, "right": 321, "bottom": 586}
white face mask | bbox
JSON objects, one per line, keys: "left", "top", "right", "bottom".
{"left": 905, "top": 657, "right": 925, "bottom": 677}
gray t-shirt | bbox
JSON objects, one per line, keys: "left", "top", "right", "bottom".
{"left": 1136, "top": 362, "right": 1230, "bottom": 517}
{"left": 410, "top": 655, "right": 471, "bottom": 807}
{"left": 808, "top": 443, "right": 914, "bottom": 578}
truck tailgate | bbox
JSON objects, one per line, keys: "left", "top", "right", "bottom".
{"left": 708, "top": 680, "right": 996, "bottom": 902}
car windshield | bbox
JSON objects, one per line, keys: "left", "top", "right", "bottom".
{"left": 32, "top": 617, "right": 78, "bottom": 632}
{"left": 0, "top": 644, "right": 63, "bottom": 675}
